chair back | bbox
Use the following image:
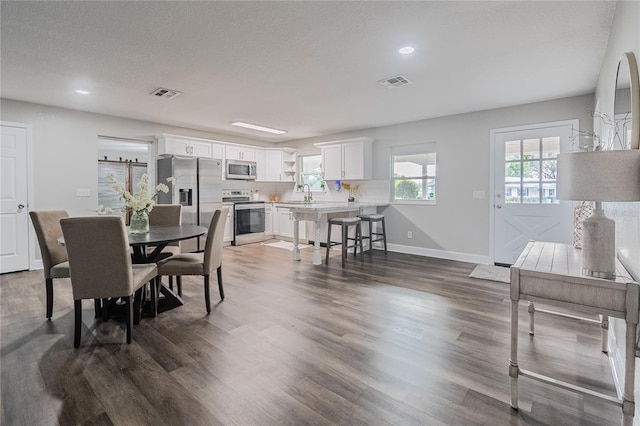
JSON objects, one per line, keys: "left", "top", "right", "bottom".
{"left": 29, "top": 210, "right": 69, "bottom": 278}
{"left": 203, "top": 207, "right": 228, "bottom": 274}
{"left": 60, "top": 216, "right": 133, "bottom": 300}
{"left": 148, "top": 204, "right": 182, "bottom": 226}
{"left": 149, "top": 204, "right": 182, "bottom": 247}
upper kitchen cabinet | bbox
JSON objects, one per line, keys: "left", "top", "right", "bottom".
{"left": 256, "top": 148, "right": 296, "bottom": 182}
{"left": 316, "top": 137, "right": 373, "bottom": 180}
{"left": 157, "top": 134, "right": 213, "bottom": 158}
{"left": 226, "top": 145, "right": 255, "bottom": 161}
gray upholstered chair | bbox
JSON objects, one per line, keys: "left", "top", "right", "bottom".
{"left": 61, "top": 216, "right": 158, "bottom": 347}
{"left": 157, "top": 207, "right": 228, "bottom": 314}
{"left": 29, "top": 210, "right": 71, "bottom": 319}
{"left": 148, "top": 204, "right": 182, "bottom": 256}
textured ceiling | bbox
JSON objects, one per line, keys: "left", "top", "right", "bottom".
{"left": 0, "top": 1, "right": 616, "bottom": 142}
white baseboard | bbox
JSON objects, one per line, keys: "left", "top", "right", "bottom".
{"left": 387, "top": 243, "right": 491, "bottom": 265}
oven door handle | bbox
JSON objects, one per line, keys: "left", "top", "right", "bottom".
{"left": 234, "top": 204, "right": 265, "bottom": 211}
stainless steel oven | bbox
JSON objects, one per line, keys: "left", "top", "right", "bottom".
{"left": 222, "top": 190, "right": 265, "bottom": 246}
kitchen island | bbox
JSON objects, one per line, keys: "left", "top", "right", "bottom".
{"left": 276, "top": 201, "right": 389, "bottom": 265}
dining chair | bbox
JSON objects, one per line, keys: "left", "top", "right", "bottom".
{"left": 60, "top": 216, "right": 158, "bottom": 347}
{"left": 157, "top": 207, "right": 228, "bottom": 314}
{"left": 148, "top": 204, "right": 183, "bottom": 256}
{"left": 29, "top": 210, "right": 71, "bottom": 319}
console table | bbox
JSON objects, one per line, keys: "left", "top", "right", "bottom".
{"left": 509, "top": 241, "right": 639, "bottom": 417}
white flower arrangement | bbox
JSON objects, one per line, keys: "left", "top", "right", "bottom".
{"left": 108, "top": 173, "right": 175, "bottom": 214}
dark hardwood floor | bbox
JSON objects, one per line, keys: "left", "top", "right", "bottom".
{"left": 1, "top": 242, "right": 622, "bottom": 425}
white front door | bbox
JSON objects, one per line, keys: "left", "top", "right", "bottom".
{"left": 492, "top": 121, "right": 576, "bottom": 265}
{"left": 1, "top": 124, "right": 30, "bottom": 273}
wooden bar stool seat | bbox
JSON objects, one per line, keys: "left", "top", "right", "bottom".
{"left": 358, "top": 214, "right": 388, "bottom": 255}
{"left": 326, "top": 217, "right": 364, "bottom": 267}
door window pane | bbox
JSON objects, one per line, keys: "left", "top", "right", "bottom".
{"left": 505, "top": 140, "right": 520, "bottom": 161}
{"left": 523, "top": 139, "right": 540, "bottom": 159}
{"left": 521, "top": 161, "right": 540, "bottom": 180}
{"left": 542, "top": 137, "right": 560, "bottom": 158}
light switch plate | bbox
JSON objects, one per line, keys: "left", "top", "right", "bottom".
{"left": 76, "top": 188, "right": 91, "bottom": 197}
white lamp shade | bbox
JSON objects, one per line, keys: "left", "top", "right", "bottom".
{"left": 557, "top": 150, "right": 640, "bottom": 202}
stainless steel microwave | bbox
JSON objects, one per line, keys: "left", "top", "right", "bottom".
{"left": 226, "top": 159, "right": 257, "bottom": 180}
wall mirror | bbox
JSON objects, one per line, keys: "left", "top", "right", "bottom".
{"left": 613, "top": 51, "right": 640, "bottom": 149}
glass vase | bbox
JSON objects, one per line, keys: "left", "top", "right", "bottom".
{"left": 130, "top": 209, "right": 149, "bottom": 234}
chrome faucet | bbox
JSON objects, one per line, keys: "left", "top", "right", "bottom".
{"left": 303, "top": 184, "right": 313, "bottom": 203}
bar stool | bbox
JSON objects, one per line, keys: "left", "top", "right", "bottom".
{"left": 358, "top": 214, "right": 388, "bottom": 255}
{"left": 326, "top": 217, "right": 364, "bottom": 267}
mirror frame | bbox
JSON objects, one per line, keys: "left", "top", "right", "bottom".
{"left": 615, "top": 52, "right": 640, "bottom": 149}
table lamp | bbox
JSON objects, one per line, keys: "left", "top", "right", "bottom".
{"left": 557, "top": 149, "right": 640, "bottom": 279}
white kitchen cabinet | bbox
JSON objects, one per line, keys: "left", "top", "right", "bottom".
{"left": 255, "top": 149, "right": 266, "bottom": 181}
{"left": 226, "top": 145, "right": 255, "bottom": 161}
{"left": 223, "top": 206, "right": 234, "bottom": 243}
{"left": 277, "top": 208, "right": 305, "bottom": 240}
{"left": 264, "top": 202, "right": 273, "bottom": 236}
{"left": 257, "top": 149, "right": 296, "bottom": 182}
{"left": 157, "top": 134, "right": 213, "bottom": 158}
{"left": 212, "top": 143, "right": 225, "bottom": 161}
{"left": 316, "top": 137, "right": 373, "bottom": 180}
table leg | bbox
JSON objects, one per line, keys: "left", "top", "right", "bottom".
{"left": 600, "top": 315, "right": 609, "bottom": 353}
{"left": 509, "top": 299, "right": 519, "bottom": 409}
{"left": 528, "top": 302, "right": 535, "bottom": 335}
{"left": 623, "top": 321, "right": 637, "bottom": 416}
{"left": 292, "top": 216, "right": 301, "bottom": 261}
{"left": 312, "top": 221, "right": 322, "bottom": 265}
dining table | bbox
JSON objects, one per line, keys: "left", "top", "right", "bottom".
{"left": 59, "top": 224, "right": 208, "bottom": 317}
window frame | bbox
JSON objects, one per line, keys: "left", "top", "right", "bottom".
{"left": 390, "top": 143, "right": 437, "bottom": 205}
{"left": 297, "top": 154, "right": 325, "bottom": 192}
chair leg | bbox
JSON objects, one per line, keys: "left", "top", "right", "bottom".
{"left": 326, "top": 223, "right": 332, "bottom": 265}
{"left": 382, "top": 218, "right": 388, "bottom": 254}
{"left": 217, "top": 265, "right": 224, "bottom": 300}
{"left": 133, "top": 288, "right": 143, "bottom": 325}
{"left": 367, "top": 220, "right": 373, "bottom": 256}
{"left": 45, "top": 278, "right": 54, "bottom": 319}
{"left": 358, "top": 223, "right": 364, "bottom": 261}
{"left": 204, "top": 274, "right": 212, "bottom": 314}
{"left": 74, "top": 300, "right": 82, "bottom": 348}
{"left": 341, "top": 224, "right": 347, "bottom": 268}
{"left": 125, "top": 295, "right": 133, "bottom": 344}
{"left": 353, "top": 225, "right": 358, "bottom": 257}
{"left": 168, "top": 275, "right": 174, "bottom": 291}
{"left": 177, "top": 276, "right": 182, "bottom": 297}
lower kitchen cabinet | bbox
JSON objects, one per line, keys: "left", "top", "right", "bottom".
{"left": 276, "top": 208, "right": 306, "bottom": 241}
{"left": 223, "top": 206, "right": 234, "bottom": 243}
{"left": 265, "top": 203, "right": 273, "bottom": 236}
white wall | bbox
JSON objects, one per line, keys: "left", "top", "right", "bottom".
{"left": 592, "top": 0, "right": 640, "bottom": 408}
{"left": 0, "top": 99, "right": 274, "bottom": 217}
{"left": 282, "top": 95, "right": 594, "bottom": 261}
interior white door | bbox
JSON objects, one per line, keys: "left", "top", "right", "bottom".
{"left": 493, "top": 122, "right": 575, "bottom": 265}
{"left": 1, "top": 124, "right": 30, "bottom": 273}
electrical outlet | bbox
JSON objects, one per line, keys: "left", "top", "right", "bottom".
{"left": 407, "top": 231, "right": 412, "bottom": 239}
{"left": 76, "top": 188, "right": 91, "bottom": 197}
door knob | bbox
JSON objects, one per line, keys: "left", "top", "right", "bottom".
{"left": 18, "top": 204, "right": 25, "bottom": 210}
{"left": 496, "top": 204, "right": 502, "bottom": 209}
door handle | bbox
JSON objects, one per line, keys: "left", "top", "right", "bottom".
{"left": 496, "top": 204, "right": 502, "bottom": 209}
{"left": 18, "top": 204, "right": 25, "bottom": 210}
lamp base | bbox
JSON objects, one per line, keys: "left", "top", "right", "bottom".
{"left": 581, "top": 207, "right": 615, "bottom": 280}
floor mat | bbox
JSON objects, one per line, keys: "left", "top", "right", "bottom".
{"left": 469, "top": 264, "right": 510, "bottom": 283}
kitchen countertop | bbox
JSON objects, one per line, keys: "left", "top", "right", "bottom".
{"left": 275, "top": 201, "right": 389, "bottom": 211}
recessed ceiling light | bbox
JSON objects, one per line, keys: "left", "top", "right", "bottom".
{"left": 75, "top": 89, "right": 90, "bottom": 95}
{"left": 398, "top": 46, "right": 415, "bottom": 55}
{"left": 231, "top": 121, "right": 287, "bottom": 135}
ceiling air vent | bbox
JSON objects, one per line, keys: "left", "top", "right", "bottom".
{"left": 150, "top": 87, "right": 182, "bottom": 99}
{"left": 378, "top": 75, "right": 412, "bottom": 89}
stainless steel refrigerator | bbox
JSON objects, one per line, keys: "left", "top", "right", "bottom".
{"left": 157, "top": 156, "right": 222, "bottom": 252}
